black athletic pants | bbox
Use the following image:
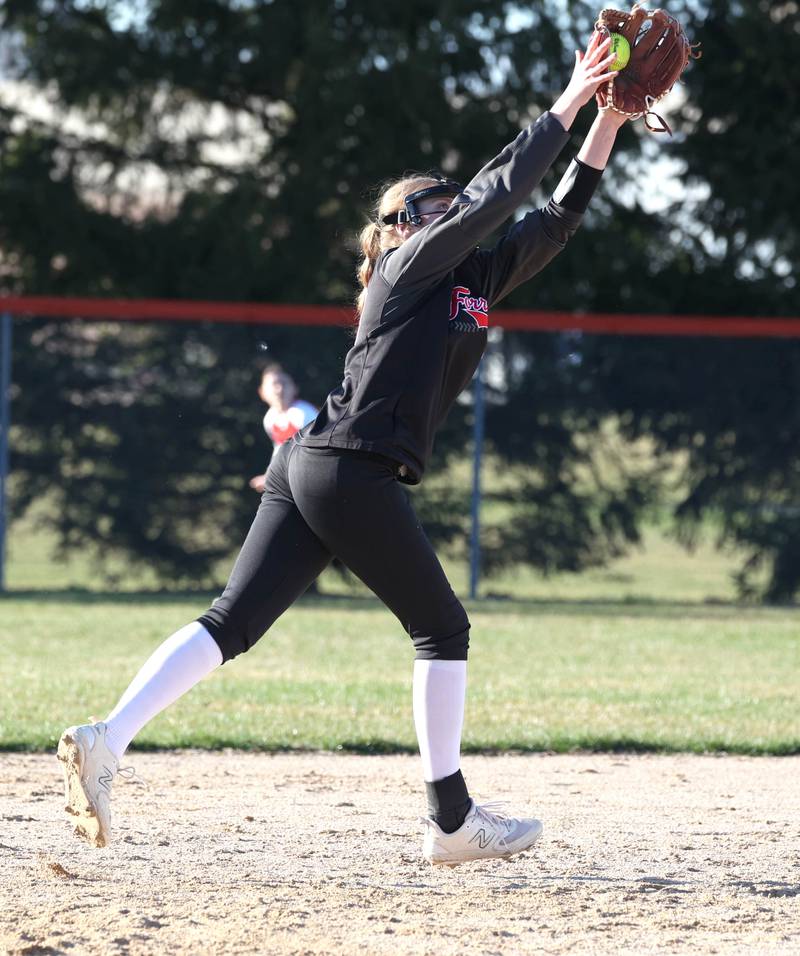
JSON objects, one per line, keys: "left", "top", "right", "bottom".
{"left": 198, "top": 440, "right": 470, "bottom": 663}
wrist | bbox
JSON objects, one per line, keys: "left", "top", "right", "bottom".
{"left": 549, "top": 92, "right": 582, "bottom": 132}
{"left": 595, "top": 107, "right": 628, "bottom": 130}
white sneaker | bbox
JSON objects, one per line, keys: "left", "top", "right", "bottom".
{"left": 422, "top": 800, "right": 543, "bottom": 866}
{"left": 57, "top": 721, "right": 123, "bottom": 848}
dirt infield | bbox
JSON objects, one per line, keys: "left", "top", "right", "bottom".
{"left": 1, "top": 752, "right": 798, "bottom": 955}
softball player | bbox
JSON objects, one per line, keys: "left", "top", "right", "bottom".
{"left": 249, "top": 363, "right": 318, "bottom": 492}
{"left": 58, "top": 33, "right": 625, "bottom": 865}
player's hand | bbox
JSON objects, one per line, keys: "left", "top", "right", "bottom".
{"left": 249, "top": 474, "right": 267, "bottom": 492}
{"left": 568, "top": 33, "right": 619, "bottom": 106}
{"left": 551, "top": 33, "right": 618, "bottom": 129}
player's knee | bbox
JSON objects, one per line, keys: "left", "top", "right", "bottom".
{"left": 411, "top": 605, "right": 470, "bottom": 661}
{"left": 195, "top": 608, "right": 260, "bottom": 663}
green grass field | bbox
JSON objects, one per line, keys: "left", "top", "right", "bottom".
{"left": 1, "top": 518, "right": 798, "bottom": 754}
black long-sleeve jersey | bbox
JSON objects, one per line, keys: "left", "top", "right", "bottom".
{"left": 297, "top": 111, "right": 602, "bottom": 484}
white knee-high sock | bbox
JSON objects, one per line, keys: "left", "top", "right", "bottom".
{"left": 412, "top": 659, "right": 467, "bottom": 782}
{"left": 103, "top": 622, "right": 223, "bottom": 760}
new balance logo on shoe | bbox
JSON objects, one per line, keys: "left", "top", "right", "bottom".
{"left": 57, "top": 721, "right": 122, "bottom": 848}
{"left": 469, "top": 828, "right": 494, "bottom": 849}
{"left": 422, "top": 800, "right": 542, "bottom": 865}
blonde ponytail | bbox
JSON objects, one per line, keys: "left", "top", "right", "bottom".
{"left": 356, "top": 222, "right": 383, "bottom": 315}
{"left": 355, "top": 174, "right": 442, "bottom": 316}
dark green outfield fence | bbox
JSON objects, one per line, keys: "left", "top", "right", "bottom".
{"left": 2, "top": 295, "right": 800, "bottom": 597}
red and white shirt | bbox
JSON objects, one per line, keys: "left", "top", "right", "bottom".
{"left": 264, "top": 400, "right": 318, "bottom": 450}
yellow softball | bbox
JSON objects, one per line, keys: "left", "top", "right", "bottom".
{"left": 609, "top": 33, "right": 631, "bottom": 71}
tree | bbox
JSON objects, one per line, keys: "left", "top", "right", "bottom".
{"left": 478, "top": 1, "right": 800, "bottom": 600}
{"left": 1, "top": 1, "right": 798, "bottom": 599}
{"left": 581, "top": 0, "right": 800, "bottom": 600}
{"left": 3, "top": 0, "right": 640, "bottom": 584}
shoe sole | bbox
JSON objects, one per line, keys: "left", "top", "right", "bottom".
{"left": 56, "top": 731, "right": 107, "bottom": 848}
{"left": 427, "top": 829, "right": 543, "bottom": 867}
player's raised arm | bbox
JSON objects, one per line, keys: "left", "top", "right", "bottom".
{"left": 476, "top": 106, "right": 628, "bottom": 307}
{"left": 377, "top": 33, "right": 618, "bottom": 294}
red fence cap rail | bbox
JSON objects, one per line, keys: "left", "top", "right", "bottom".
{"left": 1, "top": 295, "right": 799, "bottom": 338}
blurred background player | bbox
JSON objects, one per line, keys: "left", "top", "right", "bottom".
{"left": 249, "top": 363, "right": 318, "bottom": 493}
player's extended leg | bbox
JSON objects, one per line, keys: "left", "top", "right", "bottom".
{"left": 56, "top": 621, "right": 223, "bottom": 847}
{"left": 58, "top": 442, "right": 331, "bottom": 846}
{"left": 287, "top": 446, "right": 542, "bottom": 864}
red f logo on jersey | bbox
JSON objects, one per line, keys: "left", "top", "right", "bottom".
{"left": 449, "top": 286, "right": 488, "bottom": 329}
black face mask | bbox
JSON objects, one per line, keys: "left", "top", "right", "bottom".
{"left": 381, "top": 179, "right": 464, "bottom": 227}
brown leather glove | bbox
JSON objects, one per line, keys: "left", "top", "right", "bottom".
{"left": 595, "top": 4, "right": 701, "bottom": 134}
